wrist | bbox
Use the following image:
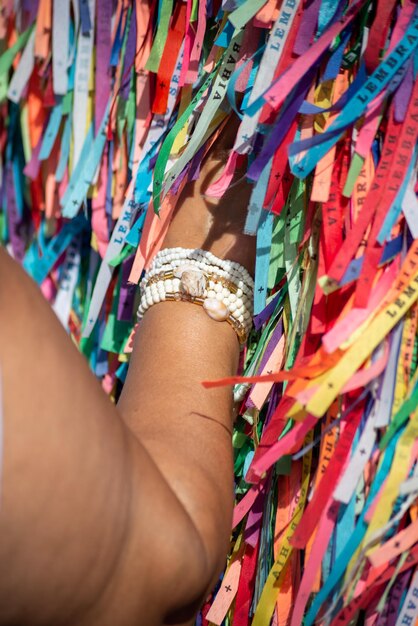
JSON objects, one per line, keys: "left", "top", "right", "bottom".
{"left": 138, "top": 247, "right": 255, "bottom": 345}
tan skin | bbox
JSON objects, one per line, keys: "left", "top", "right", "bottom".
{"left": 0, "top": 120, "right": 255, "bottom": 625}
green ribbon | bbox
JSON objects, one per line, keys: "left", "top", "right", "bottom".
{"left": 0, "top": 24, "right": 34, "bottom": 101}
{"left": 152, "top": 67, "right": 218, "bottom": 213}
{"left": 0, "top": 24, "right": 34, "bottom": 75}
{"left": 145, "top": 0, "right": 173, "bottom": 73}
{"left": 228, "top": 0, "right": 268, "bottom": 29}
{"left": 379, "top": 385, "right": 418, "bottom": 451}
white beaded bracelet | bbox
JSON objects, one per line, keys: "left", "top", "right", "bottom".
{"left": 137, "top": 247, "right": 254, "bottom": 344}
{"left": 156, "top": 248, "right": 252, "bottom": 287}
{"left": 147, "top": 261, "right": 253, "bottom": 297}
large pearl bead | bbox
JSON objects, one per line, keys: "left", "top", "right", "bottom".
{"left": 203, "top": 298, "right": 229, "bottom": 321}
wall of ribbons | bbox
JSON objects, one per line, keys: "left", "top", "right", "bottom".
{"left": 1, "top": 0, "right": 418, "bottom": 624}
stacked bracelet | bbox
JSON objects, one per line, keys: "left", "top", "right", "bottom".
{"left": 137, "top": 248, "right": 254, "bottom": 344}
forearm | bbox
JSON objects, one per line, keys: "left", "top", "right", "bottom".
{"left": 118, "top": 134, "right": 253, "bottom": 580}
{"left": 118, "top": 300, "right": 239, "bottom": 573}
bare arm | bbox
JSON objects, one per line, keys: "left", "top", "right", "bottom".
{"left": 0, "top": 132, "right": 254, "bottom": 626}
{"left": 119, "top": 145, "right": 254, "bottom": 572}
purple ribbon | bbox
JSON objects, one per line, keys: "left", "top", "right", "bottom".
{"left": 117, "top": 256, "right": 136, "bottom": 321}
{"left": 120, "top": 2, "right": 137, "bottom": 101}
{"left": 22, "top": 0, "right": 39, "bottom": 28}
{"left": 95, "top": 0, "right": 112, "bottom": 130}
{"left": 248, "top": 69, "right": 314, "bottom": 180}
{"left": 244, "top": 479, "right": 269, "bottom": 547}
{"left": 293, "top": 0, "right": 322, "bottom": 56}
{"left": 253, "top": 292, "right": 281, "bottom": 330}
{"left": 78, "top": 0, "right": 92, "bottom": 36}
{"left": 386, "top": 569, "right": 413, "bottom": 626}
{"left": 6, "top": 164, "right": 26, "bottom": 262}
{"left": 394, "top": 57, "right": 414, "bottom": 123}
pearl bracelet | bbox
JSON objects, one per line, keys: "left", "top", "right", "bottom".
{"left": 137, "top": 248, "right": 254, "bottom": 344}
{"left": 154, "top": 248, "right": 254, "bottom": 286}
